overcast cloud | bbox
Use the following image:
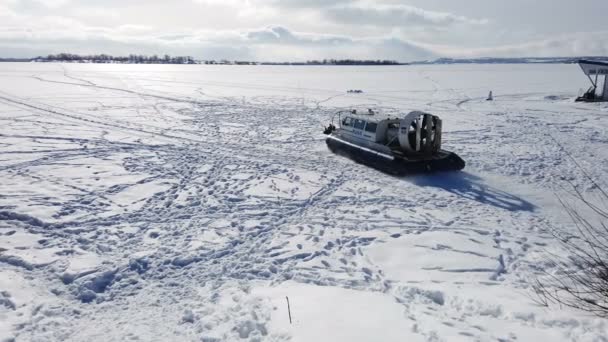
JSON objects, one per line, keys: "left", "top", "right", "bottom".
{"left": 0, "top": 0, "right": 606, "bottom": 61}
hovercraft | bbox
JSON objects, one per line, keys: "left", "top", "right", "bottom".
{"left": 323, "top": 109, "right": 465, "bottom": 175}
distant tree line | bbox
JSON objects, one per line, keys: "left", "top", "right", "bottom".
{"left": 0, "top": 57, "right": 31, "bottom": 62}
{"left": 261, "top": 59, "right": 404, "bottom": 65}
{"left": 36, "top": 53, "right": 196, "bottom": 64}
{"left": 310, "top": 59, "right": 402, "bottom": 65}
{"left": 4, "top": 54, "right": 607, "bottom": 65}
{"left": 411, "top": 56, "right": 608, "bottom": 65}
{"left": 1, "top": 53, "right": 407, "bottom": 65}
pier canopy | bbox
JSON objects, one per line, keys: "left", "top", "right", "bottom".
{"left": 576, "top": 59, "right": 608, "bottom": 102}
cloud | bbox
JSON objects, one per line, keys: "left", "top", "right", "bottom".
{"left": 190, "top": 0, "right": 486, "bottom": 29}
{"left": 31, "top": 0, "right": 69, "bottom": 8}
{"left": 426, "top": 31, "right": 608, "bottom": 58}
{"left": 0, "top": 10, "right": 435, "bottom": 61}
{"left": 262, "top": 0, "right": 352, "bottom": 8}
{"left": 325, "top": 3, "right": 487, "bottom": 28}
{"left": 2, "top": 15, "right": 607, "bottom": 62}
{"left": 0, "top": 0, "right": 606, "bottom": 61}
{"left": 191, "top": 0, "right": 276, "bottom": 19}
{"left": 3, "top": 0, "right": 70, "bottom": 9}
{"left": 246, "top": 26, "right": 298, "bottom": 43}
{"left": 193, "top": 0, "right": 486, "bottom": 28}
{"left": 240, "top": 26, "right": 434, "bottom": 61}
{"left": 245, "top": 26, "right": 352, "bottom": 45}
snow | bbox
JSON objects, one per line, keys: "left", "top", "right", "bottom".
{"left": 0, "top": 62, "right": 608, "bottom": 341}
{"left": 254, "top": 281, "right": 423, "bottom": 342}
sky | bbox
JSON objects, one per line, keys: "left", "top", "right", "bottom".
{"left": 0, "top": 0, "right": 607, "bottom": 61}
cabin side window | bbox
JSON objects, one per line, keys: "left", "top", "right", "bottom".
{"left": 365, "top": 122, "right": 377, "bottom": 133}
{"left": 354, "top": 119, "right": 366, "bottom": 130}
{"left": 342, "top": 117, "right": 353, "bottom": 126}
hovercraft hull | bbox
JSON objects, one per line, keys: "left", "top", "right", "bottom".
{"left": 326, "top": 135, "right": 465, "bottom": 175}
{"left": 575, "top": 97, "right": 606, "bottom": 103}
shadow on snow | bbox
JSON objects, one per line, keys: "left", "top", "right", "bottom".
{"left": 409, "top": 172, "right": 535, "bottom": 212}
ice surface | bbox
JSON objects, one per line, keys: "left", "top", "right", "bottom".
{"left": 0, "top": 62, "right": 607, "bottom": 341}
{"left": 254, "top": 281, "right": 424, "bottom": 342}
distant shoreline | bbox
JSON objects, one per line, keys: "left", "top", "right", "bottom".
{"left": 1, "top": 55, "right": 607, "bottom": 65}
{"left": 0, "top": 54, "right": 405, "bottom": 66}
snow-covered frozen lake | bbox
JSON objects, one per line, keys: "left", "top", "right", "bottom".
{"left": 1, "top": 62, "right": 607, "bottom": 341}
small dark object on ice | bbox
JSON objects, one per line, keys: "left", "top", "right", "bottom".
{"left": 323, "top": 123, "right": 336, "bottom": 135}
{"left": 286, "top": 296, "right": 292, "bottom": 324}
